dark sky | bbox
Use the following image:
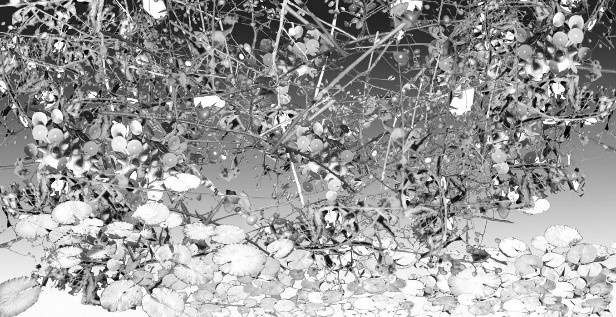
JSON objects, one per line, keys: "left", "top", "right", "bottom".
{"left": 0, "top": 5, "right": 16, "bottom": 32}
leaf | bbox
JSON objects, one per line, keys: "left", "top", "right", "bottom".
{"left": 304, "top": 39, "right": 320, "bottom": 55}
{"left": 292, "top": 42, "right": 308, "bottom": 59}
{"left": 448, "top": 267, "right": 501, "bottom": 299}
{"left": 142, "top": 288, "right": 185, "bottom": 317}
{"left": 391, "top": 0, "right": 423, "bottom": 13}
{"left": 193, "top": 95, "right": 225, "bottom": 108}
{"left": 211, "top": 31, "right": 226, "bottom": 46}
{"left": 160, "top": 212, "right": 183, "bottom": 229}
{"left": 449, "top": 87, "right": 475, "bottom": 116}
{"left": 266, "top": 239, "right": 294, "bottom": 259}
{"left": 222, "top": 14, "right": 238, "bottom": 25}
{"left": 321, "top": 290, "right": 343, "bottom": 304}
{"left": 260, "top": 281, "right": 286, "bottom": 296}
{"left": 390, "top": 2, "right": 409, "bottom": 16}
{"left": 566, "top": 244, "right": 597, "bottom": 264}
{"left": 183, "top": 223, "right": 216, "bottom": 241}
{"left": 14, "top": 215, "right": 56, "bottom": 239}
{"left": 51, "top": 201, "right": 93, "bottom": 225}
{"left": 161, "top": 274, "right": 188, "bottom": 290}
{"left": 100, "top": 280, "right": 144, "bottom": 312}
{"left": 238, "top": 192, "right": 250, "bottom": 211}
{"left": 51, "top": 246, "right": 83, "bottom": 269}
{"left": 306, "top": 29, "right": 321, "bottom": 40}
{"left": 213, "top": 244, "right": 266, "bottom": 276}
{"left": 173, "top": 258, "right": 215, "bottom": 285}
{"left": 499, "top": 237, "right": 529, "bottom": 258}
{"left": 259, "top": 257, "right": 281, "bottom": 280}
{"left": 291, "top": 26, "right": 304, "bottom": 39}
{"left": 259, "top": 39, "right": 273, "bottom": 51}
{"left": 132, "top": 202, "right": 170, "bottom": 225}
{"left": 286, "top": 249, "right": 314, "bottom": 270}
{"left": 212, "top": 225, "right": 245, "bottom": 244}
{"left": 132, "top": 270, "right": 155, "bottom": 287}
{"left": 513, "top": 254, "right": 543, "bottom": 276}
{"left": 273, "top": 299, "right": 296, "bottom": 312}
{"left": 12, "top": 6, "right": 35, "bottom": 25}
{"left": 362, "top": 277, "right": 387, "bottom": 293}
{"left": 0, "top": 276, "right": 41, "bottom": 317}
{"left": 352, "top": 297, "right": 375, "bottom": 310}
{"left": 544, "top": 225, "right": 583, "bottom": 248}
{"left": 143, "top": 0, "right": 167, "bottom": 19}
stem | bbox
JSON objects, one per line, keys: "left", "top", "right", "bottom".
{"left": 381, "top": 117, "right": 398, "bottom": 184}
{"left": 271, "top": 0, "right": 290, "bottom": 80}
{"left": 290, "top": 161, "right": 305, "bottom": 207}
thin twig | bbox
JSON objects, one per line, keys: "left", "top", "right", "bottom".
{"left": 271, "top": 0, "right": 290, "bottom": 80}
{"left": 290, "top": 161, "right": 305, "bottom": 207}
{"left": 381, "top": 117, "right": 397, "bottom": 184}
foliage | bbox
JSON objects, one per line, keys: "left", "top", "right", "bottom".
{"left": 1, "top": 0, "right": 616, "bottom": 315}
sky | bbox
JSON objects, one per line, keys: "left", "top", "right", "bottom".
{"left": 1, "top": 2, "right": 616, "bottom": 317}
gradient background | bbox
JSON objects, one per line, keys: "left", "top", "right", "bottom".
{"left": 1, "top": 2, "right": 616, "bottom": 316}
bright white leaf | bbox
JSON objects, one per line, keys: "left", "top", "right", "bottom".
{"left": 160, "top": 212, "right": 183, "bottom": 229}
{"left": 51, "top": 201, "right": 93, "bottom": 225}
{"left": 170, "top": 245, "right": 195, "bottom": 265}
{"left": 541, "top": 252, "right": 566, "bottom": 268}
{"left": 261, "top": 281, "right": 286, "bottom": 296}
{"left": 391, "top": 250, "right": 419, "bottom": 267}
{"left": 213, "top": 244, "right": 266, "bottom": 276}
{"left": 550, "top": 281, "right": 574, "bottom": 298}
{"left": 448, "top": 267, "right": 501, "bottom": 299}
{"left": 0, "top": 276, "right": 41, "bottom": 317}
{"left": 266, "top": 239, "right": 294, "bottom": 259}
{"left": 105, "top": 222, "right": 135, "bottom": 238}
{"left": 450, "top": 87, "right": 475, "bottom": 116}
{"left": 544, "top": 225, "right": 583, "bottom": 248}
{"left": 503, "top": 299, "right": 526, "bottom": 312}
{"left": 499, "top": 237, "right": 530, "bottom": 258}
{"left": 142, "top": 288, "right": 185, "bottom": 317}
{"left": 163, "top": 173, "right": 200, "bottom": 192}
{"left": 211, "top": 225, "right": 245, "bottom": 244}
{"left": 238, "top": 192, "right": 251, "bottom": 211}
{"left": 285, "top": 249, "right": 314, "bottom": 270}
{"left": 399, "top": 279, "right": 425, "bottom": 296}
{"left": 183, "top": 223, "right": 216, "bottom": 241}
{"left": 14, "top": 215, "right": 56, "bottom": 239}
{"left": 154, "top": 245, "right": 174, "bottom": 264}
{"left": 194, "top": 95, "right": 225, "bottom": 108}
{"left": 100, "top": 280, "right": 144, "bottom": 312}
{"left": 522, "top": 197, "right": 551, "bottom": 215}
{"left": 273, "top": 299, "right": 296, "bottom": 312}
{"left": 71, "top": 217, "right": 104, "bottom": 236}
{"left": 353, "top": 297, "right": 376, "bottom": 310}
{"left": 173, "top": 258, "right": 215, "bottom": 285}
{"left": 132, "top": 202, "right": 170, "bottom": 225}
{"left": 143, "top": 0, "right": 167, "bottom": 19}
{"left": 51, "top": 246, "right": 83, "bottom": 269}
{"left": 259, "top": 257, "right": 281, "bottom": 280}
{"left": 390, "top": 0, "right": 423, "bottom": 13}
{"left": 531, "top": 235, "right": 553, "bottom": 252}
